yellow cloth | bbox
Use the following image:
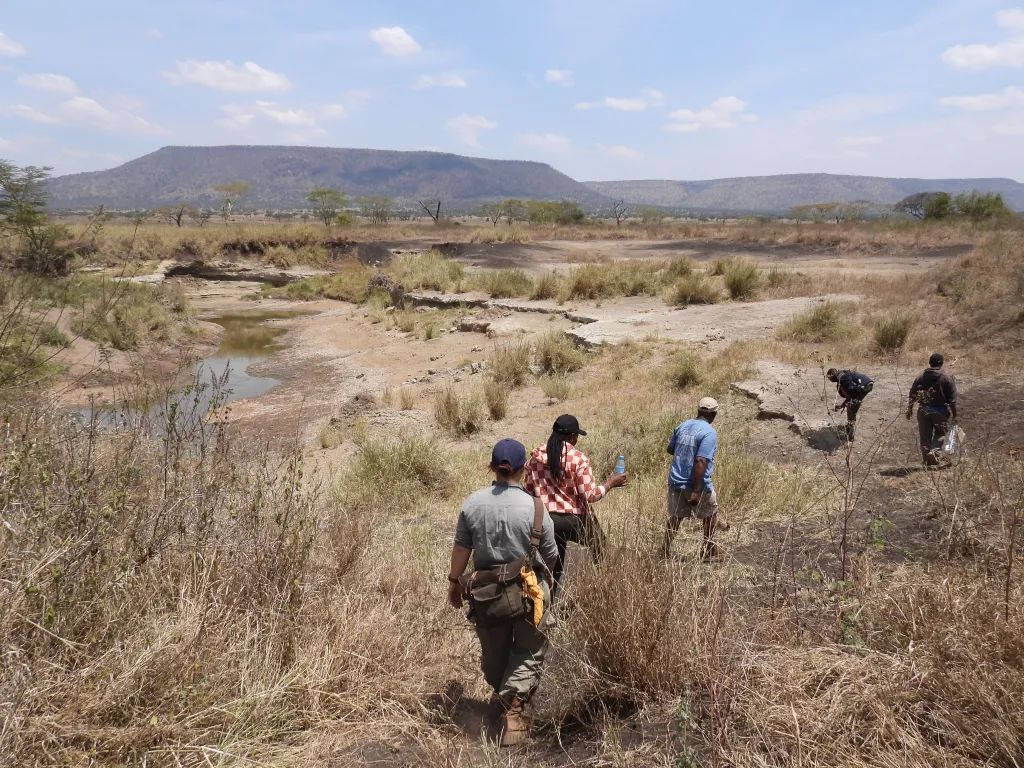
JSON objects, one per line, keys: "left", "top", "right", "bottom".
{"left": 520, "top": 567, "right": 544, "bottom": 626}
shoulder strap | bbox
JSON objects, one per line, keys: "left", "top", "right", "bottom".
{"left": 530, "top": 496, "right": 544, "bottom": 548}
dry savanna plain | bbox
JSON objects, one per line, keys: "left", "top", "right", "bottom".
{"left": 3, "top": 215, "right": 1024, "bottom": 767}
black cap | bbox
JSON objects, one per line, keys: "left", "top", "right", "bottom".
{"left": 929, "top": 352, "right": 944, "bottom": 368}
{"left": 553, "top": 414, "right": 587, "bottom": 437}
{"left": 491, "top": 438, "right": 527, "bottom": 472}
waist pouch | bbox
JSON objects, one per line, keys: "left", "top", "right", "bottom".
{"left": 461, "top": 555, "right": 531, "bottom": 627}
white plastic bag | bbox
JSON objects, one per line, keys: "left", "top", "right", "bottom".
{"left": 941, "top": 426, "right": 965, "bottom": 456}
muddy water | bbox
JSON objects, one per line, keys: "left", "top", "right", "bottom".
{"left": 201, "top": 310, "right": 309, "bottom": 404}
{"left": 81, "top": 310, "right": 311, "bottom": 428}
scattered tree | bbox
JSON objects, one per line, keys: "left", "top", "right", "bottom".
{"left": 894, "top": 192, "right": 946, "bottom": 220}
{"left": 213, "top": 182, "right": 251, "bottom": 221}
{"left": 479, "top": 203, "right": 503, "bottom": 226}
{"left": 157, "top": 202, "right": 198, "bottom": 227}
{"left": 501, "top": 199, "right": 526, "bottom": 225}
{"left": 190, "top": 208, "right": 213, "bottom": 227}
{"left": 307, "top": 188, "right": 349, "bottom": 226}
{"left": 358, "top": 196, "right": 396, "bottom": 225}
{"left": 610, "top": 199, "right": 631, "bottom": 227}
{"left": 634, "top": 205, "right": 666, "bottom": 225}
{"left": 0, "top": 161, "right": 73, "bottom": 275}
{"left": 953, "top": 191, "right": 1012, "bottom": 221}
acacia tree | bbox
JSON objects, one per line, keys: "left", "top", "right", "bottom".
{"left": 0, "top": 161, "right": 74, "bottom": 275}
{"left": 479, "top": 203, "right": 503, "bottom": 226}
{"left": 157, "top": 202, "right": 197, "bottom": 227}
{"left": 307, "top": 188, "right": 348, "bottom": 226}
{"left": 214, "top": 182, "right": 251, "bottom": 221}
{"left": 894, "top": 192, "right": 946, "bottom": 219}
{"left": 634, "top": 204, "right": 666, "bottom": 225}
{"left": 358, "top": 196, "right": 395, "bottom": 225}
{"left": 501, "top": 199, "right": 525, "bottom": 225}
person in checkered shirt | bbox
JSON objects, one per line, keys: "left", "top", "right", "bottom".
{"left": 524, "top": 414, "right": 627, "bottom": 596}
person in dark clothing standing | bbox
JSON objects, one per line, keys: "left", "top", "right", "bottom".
{"left": 827, "top": 368, "right": 873, "bottom": 442}
{"left": 907, "top": 352, "right": 958, "bottom": 466}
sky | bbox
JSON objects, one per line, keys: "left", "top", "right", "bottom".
{"left": 1, "top": 0, "right": 1023, "bottom": 181}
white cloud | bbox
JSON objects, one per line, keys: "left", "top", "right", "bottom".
{"left": 597, "top": 143, "right": 643, "bottom": 160}
{"left": 165, "top": 60, "right": 292, "bottom": 92}
{"left": 665, "top": 96, "right": 757, "bottom": 132}
{"left": 997, "top": 8, "right": 1024, "bottom": 31}
{"left": 321, "top": 104, "right": 347, "bottom": 120}
{"left": 641, "top": 88, "right": 665, "bottom": 107}
{"left": 2, "top": 104, "right": 59, "bottom": 124}
{"left": 0, "top": 31, "right": 27, "bottom": 57}
{"left": 575, "top": 88, "right": 664, "bottom": 111}
{"left": 0, "top": 136, "right": 14, "bottom": 150}
{"left": 59, "top": 96, "right": 162, "bottom": 135}
{"left": 840, "top": 136, "right": 883, "bottom": 146}
{"left": 148, "top": 28, "right": 163, "bottom": 39}
{"left": 939, "top": 85, "right": 1024, "bottom": 111}
{"left": 253, "top": 101, "right": 319, "bottom": 128}
{"left": 544, "top": 69, "right": 574, "bottom": 87}
{"left": 414, "top": 73, "right": 467, "bottom": 89}
{"left": 446, "top": 114, "right": 497, "bottom": 147}
{"left": 17, "top": 73, "right": 78, "bottom": 94}
{"left": 370, "top": 26, "right": 421, "bottom": 56}
{"left": 943, "top": 9, "right": 1024, "bottom": 69}
{"left": 518, "top": 133, "right": 572, "bottom": 154}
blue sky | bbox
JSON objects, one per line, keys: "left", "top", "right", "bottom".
{"left": 1, "top": 0, "right": 1023, "bottom": 181}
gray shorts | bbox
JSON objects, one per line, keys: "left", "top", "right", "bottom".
{"left": 668, "top": 487, "right": 718, "bottom": 520}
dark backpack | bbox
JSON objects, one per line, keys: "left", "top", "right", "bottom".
{"left": 844, "top": 372, "right": 873, "bottom": 399}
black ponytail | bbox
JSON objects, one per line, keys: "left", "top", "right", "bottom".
{"left": 547, "top": 428, "right": 566, "bottom": 479}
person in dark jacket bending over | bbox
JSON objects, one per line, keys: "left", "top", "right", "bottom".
{"left": 827, "top": 368, "right": 873, "bottom": 442}
{"left": 907, "top": 352, "right": 958, "bottom": 466}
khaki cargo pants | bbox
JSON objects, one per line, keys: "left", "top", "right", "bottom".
{"left": 474, "top": 581, "right": 550, "bottom": 702}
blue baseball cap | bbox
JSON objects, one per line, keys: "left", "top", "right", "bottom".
{"left": 491, "top": 438, "right": 527, "bottom": 472}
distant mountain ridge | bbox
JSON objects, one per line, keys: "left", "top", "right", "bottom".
{"left": 44, "top": 147, "right": 1024, "bottom": 212}
{"left": 584, "top": 174, "right": 1024, "bottom": 212}
{"left": 46, "top": 145, "right": 608, "bottom": 209}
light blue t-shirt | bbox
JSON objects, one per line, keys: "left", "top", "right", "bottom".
{"left": 668, "top": 419, "right": 718, "bottom": 491}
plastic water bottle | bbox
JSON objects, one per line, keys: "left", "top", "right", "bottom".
{"left": 615, "top": 455, "right": 626, "bottom": 474}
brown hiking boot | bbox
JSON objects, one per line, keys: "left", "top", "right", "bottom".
{"left": 499, "top": 698, "right": 530, "bottom": 746}
{"left": 924, "top": 450, "right": 940, "bottom": 467}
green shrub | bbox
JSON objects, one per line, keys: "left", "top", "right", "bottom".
{"left": 38, "top": 323, "right": 71, "bottom": 348}
{"left": 670, "top": 274, "right": 720, "bottom": 306}
{"left": 723, "top": 258, "right": 762, "bottom": 299}
{"left": 434, "top": 386, "right": 484, "bottom": 437}
{"left": 665, "top": 349, "right": 703, "bottom": 389}
{"left": 489, "top": 342, "right": 532, "bottom": 388}
{"left": 664, "top": 258, "right": 696, "bottom": 280}
{"left": 873, "top": 311, "right": 916, "bottom": 352}
{"left": 778, "top": 301, "right": 857, "bottom": 342}
{"left": 534, "top": 330, "right": 586, "bottom": 375}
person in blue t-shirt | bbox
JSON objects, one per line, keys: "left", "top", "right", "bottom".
{"left": 664, "top": 397, "right": 725, "bottom": 560}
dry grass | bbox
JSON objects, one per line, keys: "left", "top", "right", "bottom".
{"left": 483, "top": 378, "right": 510, "bottom": 420}
{"left": 534, "top": 330, "right": 587, "bottom": 375}
{"left": 433, "top": 385, "right": 485, "bottom": 437}
{"left": 778, "top": 300, "right": 861, "bottom": 343}
{"left": 488, "top": 341, "right": 532, "bottom": 388}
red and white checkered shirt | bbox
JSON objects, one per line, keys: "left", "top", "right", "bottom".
{"left": 524, "top": 443, "right": 607, "bottom": 516}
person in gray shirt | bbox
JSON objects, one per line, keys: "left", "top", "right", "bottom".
{"left": 448, "top": 438, "right": 557, "bottom": 746}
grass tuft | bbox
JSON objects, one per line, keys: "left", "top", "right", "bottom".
{"left": 534, "top": 330, "right": 586, "bottom": 375}
{"left": 489, "top": 341, "right": 532, "bottom": 388}
{"left": 670, "top": 274, "right": 720, "bottom": 306}
{"left": 778, "top": 300, "right": 858, "bottom": 342}
{"left": 873, "top": 310, "right": 917, "bottom": 352}
{"left": 484, "top": 378, "right": 510, "bottom": 420}
{"left": 434, "top": 386, "right": 485, "bottom": 437}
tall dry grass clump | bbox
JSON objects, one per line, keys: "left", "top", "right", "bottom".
{"left": 388, "top": 249, "right": 465, "bottom": 293}
{"left": 534, "top": 330, "right": 586, "bottom": 375}
{"left": 472, "top": 268, "right": 534, "bottom": 298}
{"left": 665, "top": 348, "right": 703, "bottom": 389}
{"left": 488, "top": 341, "right": 532, "bottom": 387}
{"left": 433, "top": 385, "right": 485, "bottom": 437}
{"left": 670, "top": 273, "right": 720, "bottom": 306}
{"left": 484, "top": 378, "right": 510, "bottom": 420}
{"left": 778, "top": 300, "right": 859, "bottom": 343}
{"left": 873, "top": 310, "right": 916, "bottom": 352}
{"left": 469, "top": 224, "right": 530, "bottom": 244}
{"left": 722, "top": 257, "right": 762, "bottom": 299}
